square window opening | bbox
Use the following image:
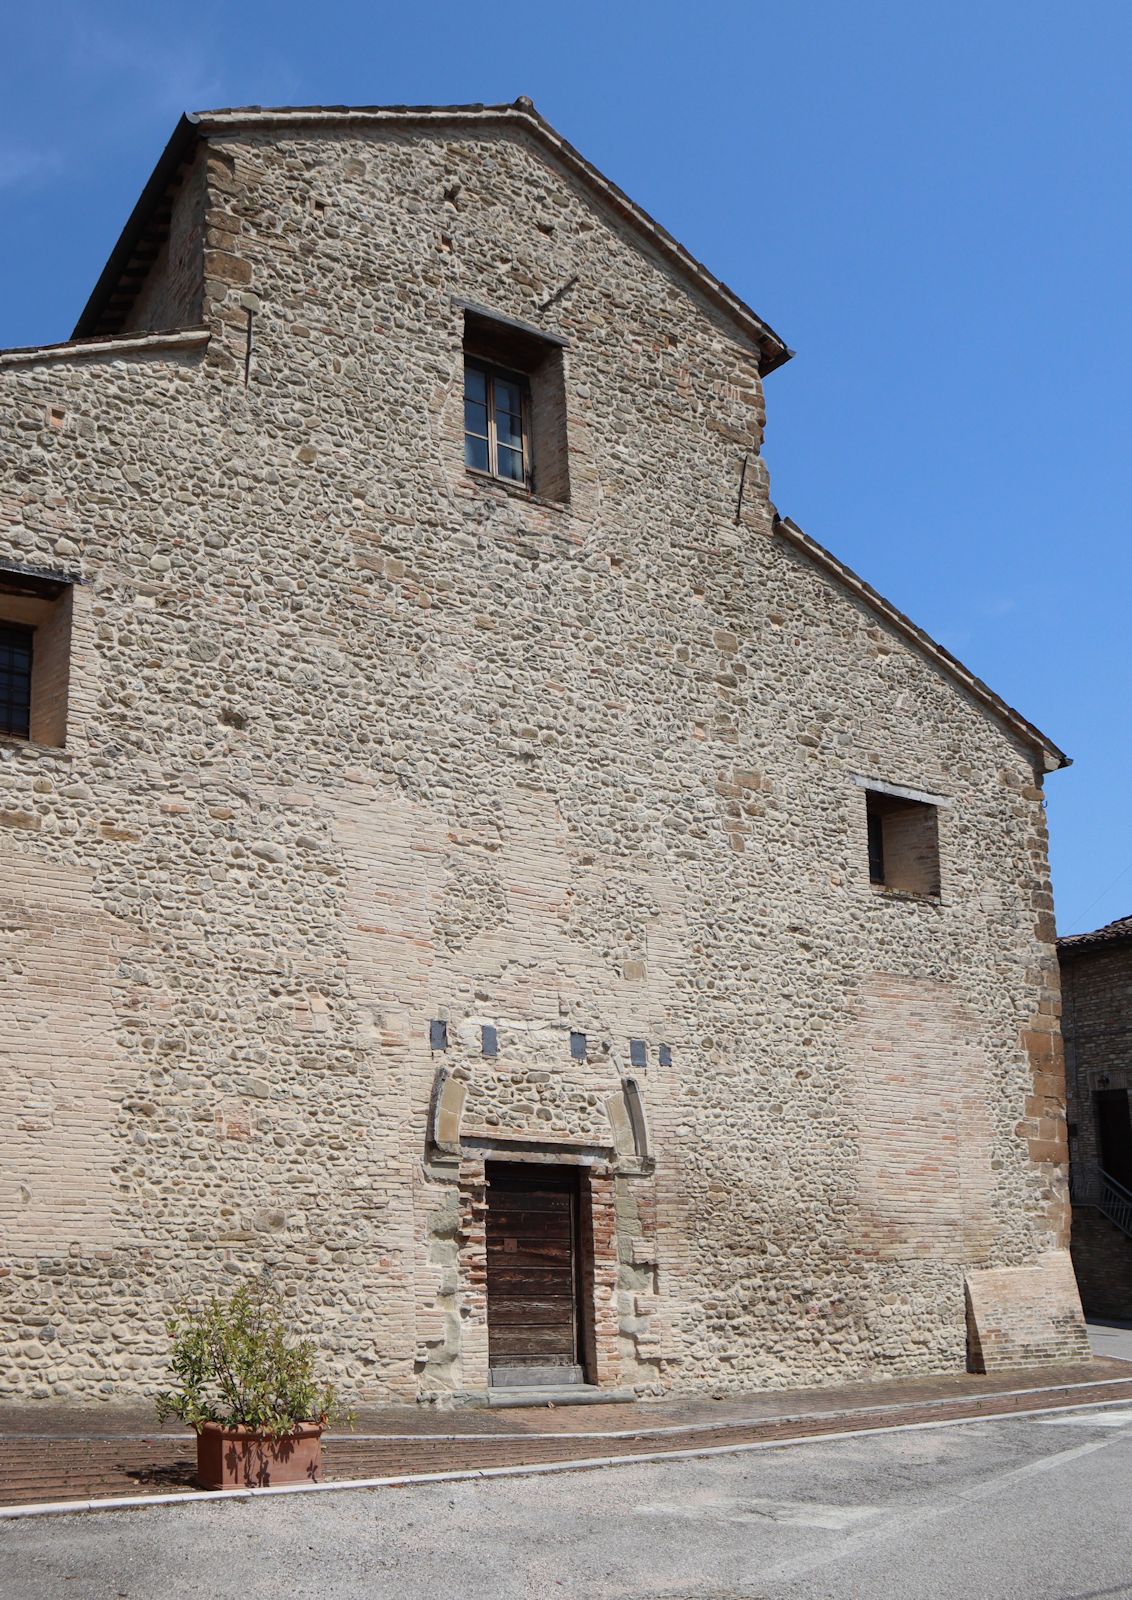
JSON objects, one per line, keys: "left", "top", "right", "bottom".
{"left": 462, "top": 308, "right": 569, "bottom": 503}
{"left": 0, "top": 567, "right": 74, "bottom": 748}
{"left": 864, "top": 789, "right": 941, "bottom": 898}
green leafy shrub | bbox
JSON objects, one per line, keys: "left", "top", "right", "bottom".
{"left": 155, "top": 1284, "right": 349, "bottom": 1439}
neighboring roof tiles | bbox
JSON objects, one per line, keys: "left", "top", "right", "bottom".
{"left": 774, "top": 516, "right": 1069, "bottom": 773}
{"left": 73, "top": 99, "right": 793, "bottom": 374}
{"left": 0, "top": 327, "right": 210, "bottom": 367}
{"left": 1058, "top": 915, "right": 1132, "bottom": 952}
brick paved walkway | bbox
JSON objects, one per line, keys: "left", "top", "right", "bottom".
{"left": 3, "top": 1359, "right": 1130, "bottom": 1510}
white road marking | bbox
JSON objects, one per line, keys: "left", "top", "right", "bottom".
{"left": 754, "top": 1424, "right": 1129, "bottom": 1586}
{"left": 1035, "top": 1409, "right": 1132, "bottom": 1427}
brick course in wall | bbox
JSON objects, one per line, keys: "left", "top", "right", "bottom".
{"left": 1069, "top": 1206, "right": 1132, "bottom": 1319}
{"left": 1061, "top": 929, "right": 1132, "bottom": 1171}
{"left": 0, "top": 101, "right": 1087, "bottom": 1405}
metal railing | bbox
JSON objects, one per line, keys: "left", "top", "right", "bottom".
{"left": 1071, "top": 1165, "right": 1132, "bottom": 1238}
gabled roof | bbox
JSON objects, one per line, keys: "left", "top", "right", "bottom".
{"left": 1058, "top": 914, "right": 1132, "bottom": 953}
{"left": 774, "top": 516, "right": 1069, "bottom": 772}
{"left": 74, "top": 98, "right": 793, "bottom": 373}
{"left": 62, "top": 103, "right": 1064, "bottom": 779}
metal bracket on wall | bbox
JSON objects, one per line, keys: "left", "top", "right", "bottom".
{"left": 734, "top": 454, "right": 749, "bottom": 525}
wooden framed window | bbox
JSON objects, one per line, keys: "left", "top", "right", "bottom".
{"left": 0, "top": 623, "right": 33, "bottom": 740}
{"left": 464, "top": 360, "right": 530, "bottom": 486}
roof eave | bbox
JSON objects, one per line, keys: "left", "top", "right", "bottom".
{"left": 1058, "top": 918, "right": 1132, "bottom": 953}
{"left": 72, "top": 114, "right": 202, "bottom": 340}
{"left": 1059, "top": 934, "right": 1132, "bottom": 955}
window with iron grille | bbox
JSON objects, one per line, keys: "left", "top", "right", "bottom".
{"left": 0, "top": 624, "right": 33, "bottom": 740}
{"left": 464, "top": 361, "right": 530, "bottom": 486}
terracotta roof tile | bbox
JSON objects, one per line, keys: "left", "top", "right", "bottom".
{"left": 1058, "top": 913, "right": 1132, "bottom": 951}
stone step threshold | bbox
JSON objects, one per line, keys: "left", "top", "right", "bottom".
{"left": 486, "top": 1385, "right": 637, "bottom": 1408}
{"left": 489, "top": 1365, "right": 586, "bottom": 1387}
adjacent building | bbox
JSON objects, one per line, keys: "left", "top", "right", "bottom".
{"left": 0, "top": 101, "right": 1088, "bottom": 1405}
{"left": 1061, "top": 916, "right": 1132, "bottom": 1318}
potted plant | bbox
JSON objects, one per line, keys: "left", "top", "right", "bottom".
{"left": 155, "top": 1282, "right": 349, "bottom": 1490}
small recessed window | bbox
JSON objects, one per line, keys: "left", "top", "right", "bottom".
{"left": 570, "top": 1030, "right": 586, "bottom": 1061}
{"left": 0, "top": 566, "right": 74, "bottom": 748}
{"left": 481, "top": 1024, "right": 498, "bottom": 1058}
{"left": 461, "top": 304, "right": 570, "bottom": 502}
{"left": 659, "top": 1044, "right": 673, "bottom": 1069}
{"left": 864, "top": 788, "right": 941, "bottom": 898}
{"left": 629, "top": 1038, "right": 647, "bottom": 1068}
{"left": 429, "top": 1019, "right": 448, "bottom": 1051}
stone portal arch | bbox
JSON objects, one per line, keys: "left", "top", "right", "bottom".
{"left": 421, "top": 1060, "right": 655, "bottom": 1400}
{"left": 429, "top": 1062, "right": 651, "bottom": 1168}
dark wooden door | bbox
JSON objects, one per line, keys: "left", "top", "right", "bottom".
{"left": 1096, "top": 1090, "right": 1132, "bottom": 1190}
{"left": 486, "top": 1164, "right": 579, "bottom": 1371}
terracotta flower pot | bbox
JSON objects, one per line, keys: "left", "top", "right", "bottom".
{"left": 195, "top": 1421, "right": 324, "bottom": 1490}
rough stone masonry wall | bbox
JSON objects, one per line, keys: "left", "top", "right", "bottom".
{"left": 120, "top": 149, "right": 208, "bottom": 335}
{"left": 0, "top": 119, "right": 1085, "bottom": 1404}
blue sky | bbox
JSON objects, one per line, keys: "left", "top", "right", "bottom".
{"left": 2, "top": 1, "right": 1129, "bottom": 934}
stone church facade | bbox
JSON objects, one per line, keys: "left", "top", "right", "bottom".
{"left": 0, "top": 101, "right": 1087, "bottom": 1405}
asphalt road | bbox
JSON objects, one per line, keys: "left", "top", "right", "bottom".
{"left": 1088, "top": 1317, "right": 1132, "bottom": 1364}
{"left": 3, "top": 1402, "right": 1131, "bottom": 1599}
